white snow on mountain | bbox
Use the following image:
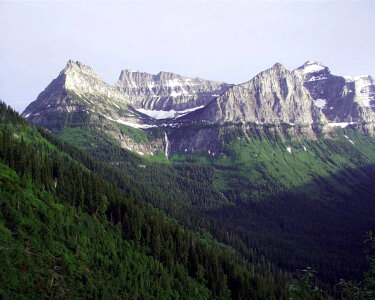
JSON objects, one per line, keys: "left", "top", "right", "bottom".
{"left": 313, "top": 99, "right": 327, "bottom": 108}
{"left": 302, "top": 61, "right": 325, "bottom": 74}
{"left": 327, "top": 122, "right": 356, "bottom": 128}
{"left": 105, "top": 116, "right": 157, "bottom": 129}
{"left": 344, "top": 75, "right": 374, "bottom": 107}
{"left": 355, "top": 76, "right": 373, "bottom": 107}
{"left": 136, "top": 105, "right": 204, "bottom": 120}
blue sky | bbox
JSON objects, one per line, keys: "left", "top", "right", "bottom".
{"left": 1, "top": 1, "right": 374, "bottom": 112}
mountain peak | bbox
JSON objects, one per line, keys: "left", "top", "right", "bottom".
{"left": 255, "top": 62, "right": 287, "bottom": 79}
{"left": 65, "top": 59, "right": 85, "bottom": 70}
{"left": 63, "top": 60, "right": 98, "bottom": 76}
{"left": 271, "top": 62, "right": 285, "bottom": 70}
{"left": 297, "top": 61, "right": 327, "bottom": 74}
{"left": 303, "top": 60, "right": 324, "bottom": 66}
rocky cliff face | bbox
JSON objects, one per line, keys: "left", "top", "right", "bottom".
{"left": 22, "top": 60, "right": 139, "bottom": 129}
{"left": 115, "top": 69, "right": 231, "bottom": 111}
{"left": 185, "top": 63, "right": 326, "bottom": 127}
{"left": 22, "top": 59, "right": 375, "bottom": 156}
{"left": 23, "top": 60, "right": 231, "bottom": 129}
{"left": 293, "top": 61, "right": 375, "bottom": 124}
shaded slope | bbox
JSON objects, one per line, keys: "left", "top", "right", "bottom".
{"left": 0, "top": 102, "right": 292, "bottom": 299}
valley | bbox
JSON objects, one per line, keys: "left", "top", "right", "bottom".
{"left": 2, "top": 59, "right": 375, "bottom": 298}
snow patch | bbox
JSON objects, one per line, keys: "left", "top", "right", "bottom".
{"left": 307, "top": 75, "right": 328, "bottom": 82}
{"left": 287, "top": 147, "right": 292, "bottom": 154}
{"left": 24, "top": 113, "right": 31, "bottom": 118}
{"left": 344, "top": 135, "right": 355, "bottom": 144}
{"left": 354, "top": 76, "right": 374, "bottom": 107}
{"left": 303, "top": 61, "right": 325, "bottom": 74}
{"left": 137, "top": 151, "right": 144, "bottom": 156}
{"left": 303, "top": 145, "right": 307, "bottom": 152}
{"left": 313, "top": 99, "right": 327, "bottom": 109}
{"left": 136, "top": 105, "right": 204, "bottom": 120}
{"left": 327, "top": 122, "right": 356, "bottom": 128}
{"left": 165, "top": 79, "right": 183, "bottom": 88}
{"left": 147, "top": 82, "right": 155, "bottom": 89}
{"left": 170, "top": 91, "right": 182, "bottom": 98}
{"left": 105, "top": 116, "right": 157, "bottom": 129}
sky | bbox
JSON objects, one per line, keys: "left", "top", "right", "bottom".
{"left": 0, "top": 1, "right": 374, "bottom": 113}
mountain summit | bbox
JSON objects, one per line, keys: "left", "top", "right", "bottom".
{"left": 184, "top": 62, "right": 325, "bottom": 126}
{"left": 21, "top": 60, "right": 375, "bottom": 156}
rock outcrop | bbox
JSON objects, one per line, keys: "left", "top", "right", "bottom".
{"left": 22, "top": 59, "right": 375, "bottom": 156}
{"left": 115, "top": 69, "right": 231, "bottom": 111}
{"left": 185, "top": 63, "right": 326, "bottom": 127}
{"left": 294, "top": 61, "right": 375, "bottom": 123}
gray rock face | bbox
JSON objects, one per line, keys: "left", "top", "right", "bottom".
{"left": 22, "top": 60, "right": 134, "bottom": 128}
{"left": 293, "top": 61, "right": 375, "bottom": 123}
{"left": 21, "top": 59, "right": 375, "bottom": 157}
{"left": 115, "top": 69, "right": 232, "bottom": 111}
{"left": 23, "top": 60, "right": 231, "bottom": 129}
{"left": 186, "top": 63, "right": 326, "bottom": 126}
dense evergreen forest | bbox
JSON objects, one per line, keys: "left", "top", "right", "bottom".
{"left": 54, "top": 110, "right": 375, "bottom": 288}
{"left": 0, "top": 102, "right": 293, "bottom": 298}
{"left": 1, "top": 102, "right": 375, "bottom": 298}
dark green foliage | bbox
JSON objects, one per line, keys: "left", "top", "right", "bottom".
{"left": 33, "top": 97, "right": 375, "bottom": 297}
{"left": 288, "top": 268, "right": 324, "bottom": 300}
{"left": 0, "top": 101, "right": 290, "bottom": 299}
{"left": 289, "top": 234, "right": 375, "bottom": 299}
{"left": 0, "top": 162, "right": 209, "bottom": 299}
{"left": 63, "top": 117, "right": 375, "bottom": 290}
{"left": 2, "top": 100, "right": 375, "bottom": 298}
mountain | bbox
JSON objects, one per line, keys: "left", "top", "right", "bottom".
{"left": 185, "top": 63, "right": 325, "bottom": 126}
{"left": 21, "top": 60, "right": 236, "bottom": 155}
{"left": 8, "top": 59, "right": 375, "bottom": 297}
{"left": 185, "top": 62, "right": 375, "bottom": 134}
{"left": 22, "top": 60, "right": 375, "bottom": 159}
{"left": 2, "top": 102, "right": 293, "bottom": 299}
{"left": 115, "top": 69, "right": 231, "bottom": 111}
{"left": 294, "top": 61, "right": 375, "bottom": 125}
{"left": 23, "top": 60, "right": 231, "bottom": 129}
{"left": 22, "top": 60, "right": 132, "bottom": 128}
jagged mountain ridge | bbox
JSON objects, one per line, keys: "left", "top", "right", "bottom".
{"left": 184, "top": 63, "right": 326, "bottom": 126}
{"left": 23, "top": 59, "right": 375, "bottom": 128}
{"left": 22, "top": 60, "right": 375, "bottom": 156}
{"left": 23, "top": 60, "right": 231, "bottom": 128}
{"left": 184, "top": 61, "right": 375, "bottom": 129}
{"left": 116, "top": 69, "right": 232, "bottom": 111}
{"left": 294, "top": 61, "right": 375, "bottom": 123}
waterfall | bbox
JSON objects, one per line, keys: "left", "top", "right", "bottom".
{"left": 164, "top": 132, "right": 170, "bottom": 158}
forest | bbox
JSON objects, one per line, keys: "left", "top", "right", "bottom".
{"left": 1, "top": 101, "right": 374, "bottom": 299}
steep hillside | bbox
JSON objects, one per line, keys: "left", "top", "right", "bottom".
{"left": 1, "top": 102, "right": 295, "bottom": 299}
{"left": 16, "top": 60, "right": 375, "bottom": 295}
